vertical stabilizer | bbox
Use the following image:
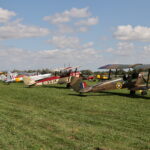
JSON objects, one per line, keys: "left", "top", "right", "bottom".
{"left": 135, "top": 72, "right": 146, "bottom": 86}
{"left": 70, "top": 77, "right": 83, "bottom": 92}
{"left": 70, "top": 77, "right": 90, "bottom": 93}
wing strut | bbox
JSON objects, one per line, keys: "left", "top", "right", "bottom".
{"left": 108, "top": 69, "right": 111, "bottom": 79}
{"left": 115, "top": 69, "right": 118, "bottom": 78}
{"left": 146, "top": 69, "right": 150, "bottom": 88}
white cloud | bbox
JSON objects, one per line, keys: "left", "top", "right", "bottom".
{"left": 48, "top": 35, "right": 95, "bottom": 49}
{"left": 63, "top": 7, "right": 90, "bottom": 18}
{"left": 43, "top": 7, "right": 90, "bottom": 24}
{"left": 57, "top": 24, "right": 74, "bottom": 33}
{"left": 56, "top": 24, "right": 89, "bottom": 33}
{"left": 0, "top": 7, "right": 103, "bottom": 70}
{"left": 105, "top": 44, "right": 150, "bottom": 64}
{"left": 138, "top": 45, "right": 150, "bottom": 63}
{"left": 0, "top": 8, "right": 50, "bottom": 40}
{"left": 106, "top": 42, "right": 134, "bottom": 56}
{"left": 1, "top": 43, "right": 149, "bottom": 71}
{"left": 143, "top": 45, "right": 150, "bottom": 55}
{"left": 77, "top": 26, "right": 88, "bottom": 32}
{"left": 0, "top": 46, "right": 102, "bottom": 70}
{"left": 43, "top": 14, "right": 70, "bottom": 24}
{"left": 0, "top": 21, "right": 50, "bottom": 39}
{"left": 83, "top": 42, "right": 94, "bottom": 48}
{"left": 48, "top": 36, "right": 80, "bottom": 49}
{"left": 43, "top": 7, "right": 98, "bottom": 34}
{"left": 75, "top": 17, "right": 99, "bottom": 26}
{"left": 0, "top": 8, "right": 16, "bottom": 23}
{"left": 114, "top": 25, "right": 150, "bottom": 42}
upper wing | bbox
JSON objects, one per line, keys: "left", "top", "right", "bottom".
{"left": 134, "top": 64, "right": 150, "bottom": 70}
{"left": 99, "top": 64, "right": 132, "bottom": 69}
{"left": 52, "top": 66, "right": 81, "bottom": 72}
{"left": 98, "top": 64, "right": 142, "bottom": 70}
{"left": 64, "top": 66, "right": 81, "bottom": 71}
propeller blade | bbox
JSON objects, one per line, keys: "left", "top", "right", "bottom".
{"left": 146, "top": 69, "right": 150, "bottom": 88}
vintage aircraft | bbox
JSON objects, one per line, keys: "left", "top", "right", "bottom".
{"left": 1, "top": 72, "right": 51, "bottom": 84}
{"left": 14, "top": 72, "right": 41, "bottom": 82}
{"left": 70, "top": 64, "right": 150, "bottom": 96}
{"left": 0, "top": 72, "right": 18, "bottom": 84}
{"left": 23, "top": 66, "right": 81, "bottom": 87}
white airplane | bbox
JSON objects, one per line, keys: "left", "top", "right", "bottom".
{"left": 1, "top": 72, "right": 51, "bottom": 84}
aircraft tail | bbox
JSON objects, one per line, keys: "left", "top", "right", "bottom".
{"left": 70, "top": 77, "right": 91, "bottom": 93}
{"left": 23, "top": 76, "right": 36, "bottom": 86}
{"left": 130, "top": 72, "right": 150, "bottom": 93}
{"left": 135, "top": 73, "right": 144, "bottom": 85}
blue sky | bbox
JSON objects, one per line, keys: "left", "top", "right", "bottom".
{"left": 0, "top": 0, "right": 150, "bottom": 70}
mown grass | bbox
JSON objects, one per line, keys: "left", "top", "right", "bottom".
{"left": 0, "top": 81, "right": 150, "bottom": 150}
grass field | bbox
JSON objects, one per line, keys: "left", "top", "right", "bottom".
{"left": 0, "top": 81, "right": 150, "bottom": 150}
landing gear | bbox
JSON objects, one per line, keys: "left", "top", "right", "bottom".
{"left": 141, "top": 91, "right": 147, "bottom": 96}
{"left": 5, "top": 82, "right": 10, "bottom": 85}
{"left": 66, "top": 83, "right": 70, "bottom": 88}
{"left": 130, "top": 90, "right": 135, "bottom": 96}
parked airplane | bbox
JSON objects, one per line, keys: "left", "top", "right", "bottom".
{"left": 0, "top": 72, "right": 18, "bottom": 84}
{"left": 1, "top": 72, "right": 51, "bottom": 84}
{"left": 70, "top": 64, "right": 150, "bottom": 96}
{"left": 23, "top": 66, "right": 81, "bottom": 87}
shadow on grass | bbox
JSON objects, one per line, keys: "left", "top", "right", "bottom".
{"left": 69, "top": 91, "right": 150, "bottom": 100}
{"left": 41, "top": 85, "right": 68, "bottom": 89}
{"left": 69, "top": 93, "right": 88, "bottom": 97}
{"left": 23, "top": 85, "right": 68, "bottom": 89}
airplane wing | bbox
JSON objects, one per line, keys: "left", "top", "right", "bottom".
{"left": 53, "top": 66, "right": 81, "bottom": 72}
{"left": 98, "top": 64, "right": 142, "bottom": 70}
{"left": 99, "top": 64, "right": 132, "bottom": 69}
{"left": 134, "top": 64, "right": 150, "bottom": 70}
{"left": 64, "top": 66, "right": 81, "bottom": 71}
{"left": 52, "top": 67, "right": 66, "bottom": 72}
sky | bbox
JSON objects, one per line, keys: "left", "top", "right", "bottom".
{"left": 0, "top": 0, "right": 150, "bottom": 71}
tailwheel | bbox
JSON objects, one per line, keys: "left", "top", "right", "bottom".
{"left": 5, "top": 82, "right": 10, "bottom": 85}
{"left": 66, "top": 83, "right": 70, "bottom": 88}
{"left": 141, "top": 91, "right": 147, "bottom": 95}
{"left": 130, "top": 90, "right": 135, "bottom": 96}
{"left": 79, "top": 92, "right": 84, "bottom": 96}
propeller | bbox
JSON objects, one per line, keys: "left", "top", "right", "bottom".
{"left": 146, "top": 69, "right": 150, "bottom": 88}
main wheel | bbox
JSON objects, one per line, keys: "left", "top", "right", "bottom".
{"left": 130, "top": 90, "right": 135, "bottom": 95}
{"left": 66, "top": 83, "right": 70, "bottom": 88}
{"left": 141, "top": 91, "right": 147, "bottom": 95}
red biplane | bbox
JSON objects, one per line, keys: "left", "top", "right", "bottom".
{"left": 23, "top": 66, "right": 80, "bottom": 87}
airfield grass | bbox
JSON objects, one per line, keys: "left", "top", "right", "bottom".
{"left": 0, "top": 81, "right": 150, "bottom": 150}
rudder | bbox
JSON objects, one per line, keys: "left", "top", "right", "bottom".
{"left": 70, "top": 77, "right": 88, "bottom": 92}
